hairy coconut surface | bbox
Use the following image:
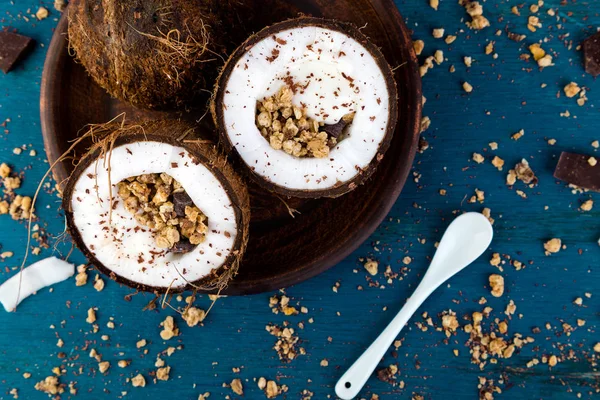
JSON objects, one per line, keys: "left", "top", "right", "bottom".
{"left": 211, "top": 17, "right": 398, "bottom": 199}
{"left": 62, "top": 120, "right": 250, "bottom": 293}
{"left": 68, "top": 0, "right": 236, "bottom": 110}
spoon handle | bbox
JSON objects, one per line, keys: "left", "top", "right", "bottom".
{"left": 334, "top": 281, "right": 435, "bottom": 400}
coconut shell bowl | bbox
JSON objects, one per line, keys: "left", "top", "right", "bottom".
{"left": 40, "top": 0, "right": 422, "bottom": 295}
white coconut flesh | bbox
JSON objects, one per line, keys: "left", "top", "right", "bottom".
{"left": 221, "top": 25, "right": 392, "bottom": 192}
{"left": 69, "top": 141, "right": 238, "bottom": 289}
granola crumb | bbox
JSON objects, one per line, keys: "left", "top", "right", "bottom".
{"left": 182, "top": 307, "right": 206, "bottom": 327}
{"left": 432, "top": 28, "right": 445, "bottom": 39}
{"left": 429, "top": 0, "right": 439, "bottom": 10}
{"left": 160, "top": 316, "right": 180, "bottom": 340}
{"left": 489, "top": 142, "right": 498, "bottom": 150}
{"left": 580, "top": 199, "right": 593, "bottom": 212}
{"left": 157, "top": 366, "right": 171, "bottom": 381}
{"left": 564, "top": 82, "right": 581, "bottom": 98}
{"left": 131, "top": 374, "right": 146, "bottom": 387}
{"left": 231, "top": 379, "right": 244, "bottom": 395}
{"left": 588, "top": 157, "right": 597, "bottom": 167}
{"left": 413, "top": 40, "right": 425, "bottom": 56}
{"left": 34, "top": 376, "right": 63, "bottom": 395}
{"left": 472, "top": 153, "right": 484, "bottom": 163}
{"left": 463, "top": 82, "right": 473, "bottom": 93}
{"left": 86, "top": 308, "right": 96, "bottom": 324}
{"left": 491, "top": 156, "right": 504, "bottom": 170}
{"left": 537, "top": 54, "right": 553, "bottom": 68}
{"left": 54, "top": 0, "right": 66, "bottom": 11}
{"left": 74, "top": 266, "right": 88, "bottom": 287}
{"left": 98, "top": 361, "right": 110, "bottom": 374}
{"left": 265, "top": 380, "right": 280, "bottom": 398}
{"left": 93, "top": 275, "right": 104, "bottom": 291}
{"left": 36, "top": 6, "right": 49, "bottom": 20}
{"left": 364, "top": 259, "right": 378, "bottom": 276}
{"left": 136, "top": 339, "right": 147, "bottom": 348}
{"left": 118, "top": 360, "right": 130, "bottom": 368}
{"left": 490, "top": 253, "right": 501, "bottom": 267}
{"left": 511, "top": 129, "right": 525, "bottom": 140}
{"left": 544, "top": 238, "right": 561, "bottom": 254}
{"left": 489, "top": 274, "right": 504, "bottom": 297}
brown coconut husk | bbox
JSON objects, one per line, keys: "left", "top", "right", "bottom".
{"left": 67, "top": 0, "right": 239, "bottom": 110}
{"left": 61, "top": 119, "right": 251, "bottom": 294}
{"left": 211, "top": 17, "right": 399, "bottom": 199}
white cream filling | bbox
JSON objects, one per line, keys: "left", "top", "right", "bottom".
{"left": 70, "top": 141, "right": 237, "bottom": 289}
{"left": 222, "top": 25, "right": 391, "bottom": 191}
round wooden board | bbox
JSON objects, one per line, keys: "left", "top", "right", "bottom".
{"left": 40, "top": 0, "right": 422, "bottom": 295}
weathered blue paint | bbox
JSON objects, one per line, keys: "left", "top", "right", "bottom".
{"left": 0, "top": 1, "right": 599, "bottom": 399}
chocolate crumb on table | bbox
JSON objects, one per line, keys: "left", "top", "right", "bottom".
{"left": 554, "top": 152, "right": 600, "bottom": 192}
{"left": 0, "top": 31, "right": 34, "bottom": 73}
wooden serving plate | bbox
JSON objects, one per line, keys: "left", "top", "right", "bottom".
{"left": 40, "top": 0, "right": 422, "bottom": 295}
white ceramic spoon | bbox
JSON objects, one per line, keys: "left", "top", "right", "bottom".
{"left": 335, "top": 212, "right": 494, "bottom": 400}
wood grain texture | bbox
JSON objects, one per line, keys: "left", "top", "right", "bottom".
{"left": 40, "top": 0, "right": 422, "bottom": 295}
{"left": 1, "top": 1, "right": 600, "bottom": 400}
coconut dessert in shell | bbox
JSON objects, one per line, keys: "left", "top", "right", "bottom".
{"left": 62, "top": 120, "right": 250, "bottom": 293}
{"left": 68, "top": 0, "right": 232, "bottom": 110}
{"left": 212, "top": 17, "right": 399, "bottom": 198}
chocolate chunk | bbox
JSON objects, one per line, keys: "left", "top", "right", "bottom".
{"left": 171, "top": 239, "right": 196, "bottom": 254}
{"left": 583, "top": 32, "right": 600, "bottom": 77}
{"left": 172, "top": 191, "right": 193, "bottom": 217}
{"left": 554, "top": 152, "right": 600, "bottom": 192}
{"left": 0, "top": 31, "right": 34, "bottom": 73}
{"left": 321, "top": 118, "right": 349, "bottom": 138}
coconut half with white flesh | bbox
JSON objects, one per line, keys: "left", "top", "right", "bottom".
{"left": 212, "top": 17, "right": 398, "bottom": 198}
{"left": 62, "top": 121, "right": 250, "bottom": 293}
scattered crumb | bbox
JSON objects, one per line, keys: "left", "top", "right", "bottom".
{"left": 364, "top": 259, "right": 378, "bottom": 275}
{"left": 131, "top": 374, "right": 146, "bottom": 387}
{"left": 157, "top": 366, "right": 171, "bottom": 381}
{"left": 160, "top": 316, "right": 180, "bottom": 340}
{"left": 544, "top": 238, "right": 562, "bottom": 254}
{"left": 489, "top": 274, "right": 504, "bottom": 297}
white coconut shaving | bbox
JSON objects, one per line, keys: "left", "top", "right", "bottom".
{"left": 0, "top": 257, "right": 74, "bottom": 312}
{"left": 69, "top": 141, "right": 237, "bottom": 289}
{"left": 222, "top": 25, "right": 392, "bottom": 192}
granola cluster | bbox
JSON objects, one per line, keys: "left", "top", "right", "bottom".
{"left": 117, "top": 173, "right": 208, "bottom": 252}
{"left": 255, "top": 86, "right": 354, "bottom": 158}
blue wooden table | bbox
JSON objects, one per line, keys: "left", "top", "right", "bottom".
{"left": 1, "top": 1, "right": 599, "bottom": 399}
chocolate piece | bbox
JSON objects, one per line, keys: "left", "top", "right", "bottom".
{"left": 171, "top": 239, "right": 196, "bottom": 254}
{"left": 0, "top": 31, "right": 34, "bottom": 73}
{"left": 554, "top": 152, "right": 600, "bottom": 192}
{"left": 321, "top": 118, "right": 350, "bottom": 138}
{"left": 172, "top": 191, "right": 193, "bottom": 217}
{"left": 583, "top": 32, "right": 600, "bottom": 77}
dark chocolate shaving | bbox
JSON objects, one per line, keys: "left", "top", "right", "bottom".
{"left": 554, "top": 151, "right": 600, "bottom": 192}
{"left": 583, "top": 32, "right": 600, "bottom": 77}
{"left": 171, "top": 239, "right": 196, "bottom": 254}
{"left": 172, "top": 191, "right": 193, "bottom": 217}
{"left": 0, "top": 31, "right": 34, "bottom": 73}
{"left": 321, "top": 118, "right": 350, "bottom": 138}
